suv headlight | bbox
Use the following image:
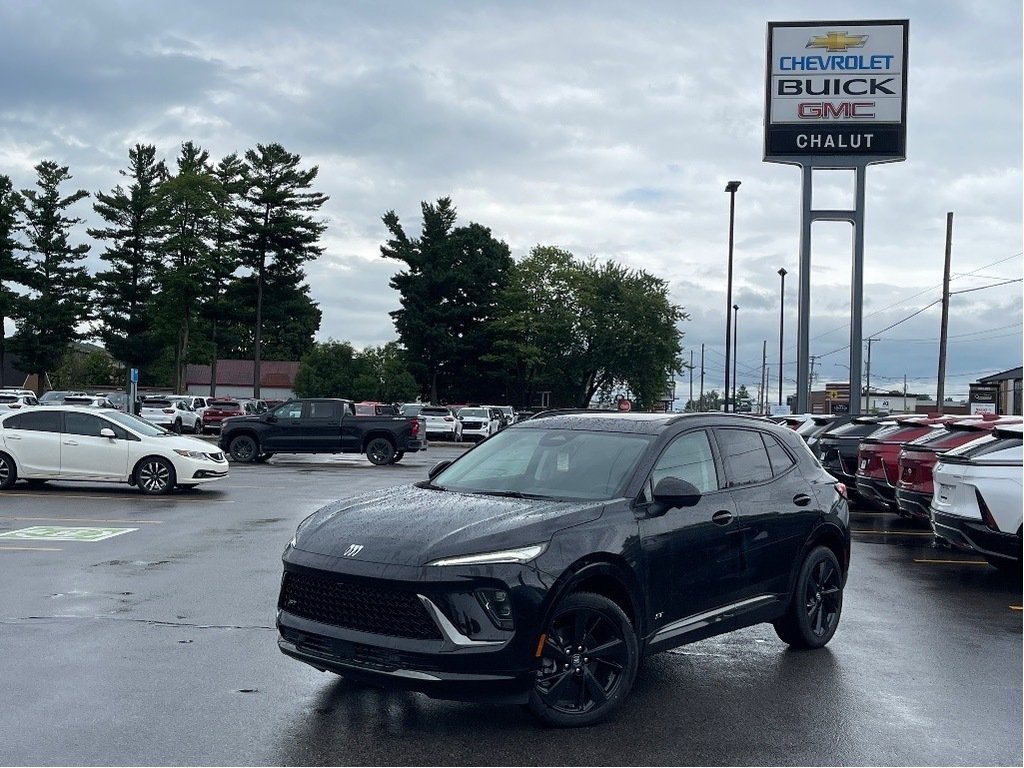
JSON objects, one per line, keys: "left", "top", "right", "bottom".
{"left": 427, "top": 544, "right": 546, "bottom": 567}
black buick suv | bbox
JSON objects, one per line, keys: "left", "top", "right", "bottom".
{"left": 277, "top": 412, "right": 850, "bottom": 726}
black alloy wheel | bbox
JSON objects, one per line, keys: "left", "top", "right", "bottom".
{"left": 366, "top": 437, "right": 395, "bottom": 466}
{"left": 229, "top": 435, "right": 259, "bottom": 463}
{"left": 388, "top": 451, "right": 405, "bottom": 464}
{"left": 0, "top": 452, "right": 17, "bottom": 490}
{"left": 528, "top": 592, "right": 638, "bottom": 727}
{"left": 135, "top": 457, "right": 176, "bottom": 495}
{"left": 774, "top": 545, "right": 844, "bottom": 649}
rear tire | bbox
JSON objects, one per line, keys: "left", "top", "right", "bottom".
{"left": 527, "top": 592, "right": 639, "bottom": 727}
{"left": 0, "top": 452, "right": 17, "bottom": 490}
{"left": 774, "top": 545, "right": 844, "bottom": 649}
{"left": 388, "top": 451, "right": 405, "bottom": 464}
{"left": 366, "top": 437, "right": 395, "bottom": 466}
{"left": 254, "top": 453, "right": 274, "bottom": 464}
{"left": 173, "top": 420, "right": 182, "bottom": 434}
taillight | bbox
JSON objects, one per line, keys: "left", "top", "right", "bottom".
{"left": 410, "top": 418, "right": 420, "bottom": 437}
{"left": 835, "top": 482, "right": 848, "bottom": 500}
{"left": 975, "top": 489, "right": 1000, "bottom": 531}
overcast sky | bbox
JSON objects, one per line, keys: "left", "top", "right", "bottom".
{"left": 1, "top": 0, "right": 1020, "bottom": 401}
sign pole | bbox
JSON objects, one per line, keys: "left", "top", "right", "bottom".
{"left": 796, "top": 165, "right": 813, "bottom": 414}
{"left": 849, "top": 164, "right": 867, "bottom": 415}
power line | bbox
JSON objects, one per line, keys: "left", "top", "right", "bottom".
{"left": 950, "top": 278, "right": 1023, "bottom": 295}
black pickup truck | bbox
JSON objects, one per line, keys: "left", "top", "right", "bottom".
{"left": 218, "top": 398, "right": 426, "bottom": 465}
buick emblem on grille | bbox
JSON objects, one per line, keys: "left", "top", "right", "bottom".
{"left": 343, "top": 544, "right": 364, "bottom": 558}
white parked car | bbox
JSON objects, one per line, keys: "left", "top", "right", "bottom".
{"left": 0, "top": 406, "right": 228, "bottom": 494}
{"left": 62, "top": 395, "right": 116, "bottom": 409}
{"left": 168, "top": 395, "right": 210, "bottom": 419}
{"left": 140, "top": 398, "right": 202, "bottom": 434}
{"left": 0, "top": 392, "right": 39, "bottom": 412}
{"left": 930, "top": 423, "right": 1022, "bottom": 573}
{"left": 457, "top": 407, "right": 500, "bottom": 442}
{"left": 418, "top": 405, "right": 463, "bottom": 441}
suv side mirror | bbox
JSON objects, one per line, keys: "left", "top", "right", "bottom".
{"left": 428, "top": 460, "right": 452, "bottom": 480}
{"left": 649, "top": 477, "right": 702, "bottom": 516}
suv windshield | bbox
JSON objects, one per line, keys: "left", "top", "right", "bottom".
{"left": 432, "top": 428, "right": 653, "bottom": 501}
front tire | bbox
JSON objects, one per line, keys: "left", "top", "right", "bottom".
{"left": 254, "top": 453, "right": 274, "bottom": 464}
{"left": 0, "top": 452, "right": 17, "bottom": 490}
{"left": 229, "top": 435, "right": 259, "bottom": 463}
{"left": 366, "top": 437, "right": 395, "bottom": 465}
{"left": 135, "top": 457, "right": 176, "bottom": 495}
{"left": 774, "top": 545, "right": 844, "bottom": 649}
{"left": 527, "top": 592, "right": 639, "bottom": 727}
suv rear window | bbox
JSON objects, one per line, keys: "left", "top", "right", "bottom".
{"left": 210, "top": 402, "right": 240, "bottom": 410}
{"left": 421, "top": 408, "right": 451, "bottom": 416}
{"left": 944, "top": 433, "right": 1023, "bottom": 460}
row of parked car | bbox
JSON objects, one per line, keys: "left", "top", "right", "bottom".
{"left": 777, "top": 411, "right": 1022, "bottom": 573}
{"left": 398, "top": 403, "right": 518, "bottom": 442}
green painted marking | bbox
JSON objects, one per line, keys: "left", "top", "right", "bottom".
{"left": 0, "top": 526, "right": 137, "bottom": 542}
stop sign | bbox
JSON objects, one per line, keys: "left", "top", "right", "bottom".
{"left": 617, "top": 398, "right": 632, "bottom": 412}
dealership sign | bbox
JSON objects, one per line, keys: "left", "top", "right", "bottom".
{"left": 765, "top": 20, "right": 909, "bottom": 163}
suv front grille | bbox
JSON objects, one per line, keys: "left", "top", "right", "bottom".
{"left": 279, "top": 571, "right": 442, "bottom": 640}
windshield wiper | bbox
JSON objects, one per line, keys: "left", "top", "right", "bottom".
{"left": 472, "top": 489, "right": 550, "bottom": 500}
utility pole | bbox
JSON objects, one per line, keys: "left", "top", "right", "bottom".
{"left": 689, "top": 350, "right": 694, "bottom": 411}
{"left": 936, "top": 212, "right": 954, "bottom": 414}
{"left": 808, "top": 354, "right": 818, "bottom": 411}
{"left": 699, "top": 343, "right": 705, "bottom": 411}
{"left": 865, "top": 338, "right": 874, "bottom": 409}
{"left": 760, "top": 340, "right": 767, "bottom": 414}
{"left": 903, "top": 373, "right": 908, "bottom": 414}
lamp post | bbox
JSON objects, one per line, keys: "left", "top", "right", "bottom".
{"left": 732, "top": 303, "right": 739, "bottom": 410}
{"left": 723, "top": 180, "right": 741, "bottom": 411}
{"left": 778, "top": 267, "right": 787, "bottom": 407}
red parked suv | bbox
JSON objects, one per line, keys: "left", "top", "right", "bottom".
{"left": 202, "top": 399, "right": 243, "bottom": 434}
{"left": 855, "top": 415, "right": 959, "bottom": 510}
{"left": 895, "top": 415, "right": 1020, "bottom": 520}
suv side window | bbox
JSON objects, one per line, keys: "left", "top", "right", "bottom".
{"left": 4, "top": 411, "right": 61, "bottom": 433}
{"left": 651, "top": 430, "right": 719, "bottom": 493}
{"left": 715, "top": 428, "right": 773, "bottom": 487}
{"left": 763, "top": 434, "right": 796, "bottom": 476}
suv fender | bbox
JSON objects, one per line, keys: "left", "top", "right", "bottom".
{"left": 539, "top": 556, "right": 644, "bottom": 643}
{"left": 783, "top": 520, "right": 851, "bottom": 600}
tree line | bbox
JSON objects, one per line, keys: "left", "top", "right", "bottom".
{"left": 0, "top": 142, "right": 327, "bottom": 394}
{"left": 2, "top": 153, "right": 686, "bottom": 409}
{"left": 298, "top": 197, "right": 687, "bottom": 410}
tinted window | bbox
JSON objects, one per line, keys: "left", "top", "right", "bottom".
{"left": 652, "top": 430, "right": 719, "bottom": 493}
{"left": 421, "top": 408, "right": 451, "bottom": 417}
{"left": 764, "top": 434, "right": 796, "bottom": 475}
{"left": 4, "top": 411, "right": 61, "bottom": 432}
{"left": 276, "top": 402, "right": 303, "bottom": 419}
{"left": 144, "top": 399, "right": 172, "bottom": 408}
{"left": 826, "top": 421, "right": 888, "bottom": 439}
{"left": 0, "top": 395, "right": 17, "bottom": 404}
{"left": 715, "top": 428, "right": 773, "bottom": 487}
{"left": 64, "top": 412, "right": 111, "bottom": 437}
{"left": 308, "top": 401, "right": 340, "bottom": 419}
{"left": 459, "top": 409, "right": 488, "bottom": 418}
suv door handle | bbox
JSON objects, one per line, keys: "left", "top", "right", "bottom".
{"left": 712, "top": 510, "right": 734, "bottom": 526}
{"left": 793, "top": 493, "right": 812, "bottom": 507}
{"left": 63, "top": 440, "right": 79, "bottom": 446}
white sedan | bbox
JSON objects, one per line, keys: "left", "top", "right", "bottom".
{"left": 930, "top": 423, "right": 1022, "bottom": 573}
{"left": 0, "top": 406, "right": 228, "bottom": 495}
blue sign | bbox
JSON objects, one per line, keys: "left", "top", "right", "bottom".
{"left": 130, "top": 368, "right": 139, "bottom": 384}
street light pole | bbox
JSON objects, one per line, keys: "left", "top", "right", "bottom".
{"left": 724, "top": 180, "right": 741, "bottom": 411}
{"left": 778, "top": 267, "right": 787, "bottom": 407}
{"left": 732, "top": 303, "right": 739, "bottom": 411}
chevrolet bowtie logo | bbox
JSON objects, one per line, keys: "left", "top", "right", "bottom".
{"left": 806, "top": 31, "right": 869, "bottom": 52}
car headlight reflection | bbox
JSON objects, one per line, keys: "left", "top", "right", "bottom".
{"left": 173, "top": 449, "right": 212, "bottom": 460}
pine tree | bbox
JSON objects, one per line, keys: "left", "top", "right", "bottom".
{"left": 10, "top": 161, "right": 92, "bottom": 391}
{"left": 238, "top": 143, "right": 327, "bottom": 397}
{"left": 0, "top": 174, "right": 26, "bottom": 387}
{"left": 157, "top": 141, "right": 221, "bottom": 393}
{"left": 89, "top": 144, "right": 168, "bottom": 379}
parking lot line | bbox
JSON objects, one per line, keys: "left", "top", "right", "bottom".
{"left": 2, "top": 492, "right": 234, "bottom": 503}
{"left": 851, "top": 529, "right": 934, "bottom": 537}
{"left": 1, "top": 516, "right": 163, "bottom": 525}
{"left": 912, "top": 558, "right": 988, "bottom": 565}
{"left": 0, "top": 546, "right": 63, "bottom": 552}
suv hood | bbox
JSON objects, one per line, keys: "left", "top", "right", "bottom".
{"left": 291, "top": 484, "right": 605, "bottom": 567}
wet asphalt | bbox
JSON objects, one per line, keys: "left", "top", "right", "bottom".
{"left": 0, "top": 445, "right": 1020, "bottom": 766}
